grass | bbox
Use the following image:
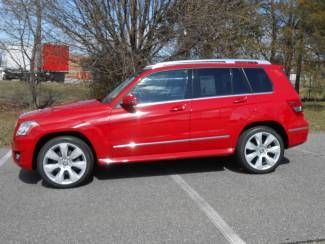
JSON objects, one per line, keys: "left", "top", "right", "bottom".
{"left": 300, "top": 85, "right": 325, "bottom": 101}
{"left": 0, "top": 80, "right": 324, "bottom": 147}
{"left": 0, "top": 80, "right": 91, "bottom": 147}
{"left": 0, "top": 110, "right": 20, "bottom": 147}
{"left": 303, "top": 101, "right": 325, "bottom": 131}
{"left": 0, "top": 80, "right": 91, "bottom": 106}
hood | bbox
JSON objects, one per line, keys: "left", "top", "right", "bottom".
{"left": 19, "top": 99, "right": 111, "bottom": 124}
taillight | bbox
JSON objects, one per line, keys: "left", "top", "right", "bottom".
{"left": 287, "top": 99, "right": 303, "bottom": 113}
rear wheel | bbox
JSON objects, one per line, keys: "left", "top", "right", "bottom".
{"left": 37, "top": 136, "right": 94, "bottom": 188}
{"left": 236, "top": 126, "right": 284, "bottom": 174}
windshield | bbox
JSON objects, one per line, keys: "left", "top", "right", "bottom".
{"left": 102, "top": 77, "right": 134, "bottom": 103}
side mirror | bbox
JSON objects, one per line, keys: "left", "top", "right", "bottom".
{"left": 122, "top": 94, "right": 138, "bottom": 109}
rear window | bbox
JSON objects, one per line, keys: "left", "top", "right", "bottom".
{"left": 232, "top": 68, "right": 251, "bottom": 94}
{"left": 195, "top": 68, "right": 232, "bottom": 97}
{"left": 243, "top": 68, "right": 273, "bottom": 93}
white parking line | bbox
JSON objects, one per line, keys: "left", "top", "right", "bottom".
{"left": 0, "top": 150, "right": 12, "bottom": 167}
{"left": 170, "top": 174, "right": 246, "bottom": 244}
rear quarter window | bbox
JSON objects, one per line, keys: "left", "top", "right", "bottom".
{"left": 243, "top": 68, "right": 273, "bottom": 93}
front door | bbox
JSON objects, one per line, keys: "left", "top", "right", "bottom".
{"left": 108, "top": 69, "right": 192, "bottom": 160}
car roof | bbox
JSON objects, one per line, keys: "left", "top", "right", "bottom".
{"left": 144, "top": 59, "right": 271, "bottom": 70}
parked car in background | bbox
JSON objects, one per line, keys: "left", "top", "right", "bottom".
{"left": 1, "top": 68, "right": 26, "bottom": 80}
{"left": 12, "top": 59, "right": 309, "bottom": 188}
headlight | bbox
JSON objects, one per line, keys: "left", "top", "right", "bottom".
{"left": 16, "top": 121, "right": 39, "bottom": 136}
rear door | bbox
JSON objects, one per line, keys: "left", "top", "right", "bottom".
{"left": 189, "top": 67, "right": 252, "bottom": 152}
{"left": 241, "top": 67, "right": 275, "bottom": 120}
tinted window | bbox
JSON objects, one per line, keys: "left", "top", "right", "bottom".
{"left": 243, "top": 68, "right": 273, "bottom": 92}
{"left": 232, "top": 68, "right": 251, "bottom": 94}
{"left": 103, "top": 76, "right": 134, "bottom": 103}
{"left": 195, "top": 68, "right": 232, "bottom": 97}
{"left": 132, "top": 70, "right": 188, "bottom": 104}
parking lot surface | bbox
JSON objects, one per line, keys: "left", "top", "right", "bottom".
{"left": 0, "top": 133, "right": 324, "bottom": 243}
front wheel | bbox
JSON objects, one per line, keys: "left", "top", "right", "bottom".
{"left": 236, "top": 126, "right": 284, "bottom": 174}
{"left": 37, "top": 136, "right": 94, "bottom": 188}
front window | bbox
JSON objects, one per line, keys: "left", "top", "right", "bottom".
{"left": 102, "top": 77, "right": 134, "bottom": 103}
{"left": 131, "top": 70, "right": 189, "bottom": 104}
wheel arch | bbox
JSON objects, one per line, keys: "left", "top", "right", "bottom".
{"left": 239, "top": 121, "right": 288, "bottom": 149}
{"left": 32, "top": 131, "right": 97, "bottom": 170}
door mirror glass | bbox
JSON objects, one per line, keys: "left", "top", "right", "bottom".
{"left": 122, "top": 94, "right": 138, "bottom": 108}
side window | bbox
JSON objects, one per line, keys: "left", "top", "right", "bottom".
{"left": 132, "top": 70, "right": 189, "bottom": 104}
{"left": 231, "top": 68, "right": 251, "bottom": 94}
{"left": 195, "top": 68, "right": 232, "bottom": 97}
{"left": 243, "top": 68, "right": 273, "bottom": 93}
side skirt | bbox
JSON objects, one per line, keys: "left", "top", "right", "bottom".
{"left": 97, "top": 148, "right": 235, "bottom": 166}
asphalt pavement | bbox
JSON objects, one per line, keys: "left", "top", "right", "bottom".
{"left": 0, "top": 133, "right": 324, "bottom": 244}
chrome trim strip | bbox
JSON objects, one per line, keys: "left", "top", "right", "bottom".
{"left": 136, "top": 92, "right": 274, "bottom": 107}
{"left": 113, "top": 135, "right": 230, "bottom": 149}
{"left": 288, "top": 126, "right": 308, "bottom": 132}
{"left": 98, "top": 158, "right": 129, "bottom": 165}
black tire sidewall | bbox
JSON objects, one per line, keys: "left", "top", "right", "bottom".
{"left": 236, "top": 126, "right": 284, "bottom": 174}
{"left": 37, "top": 136, "right": 94, "bottom": 188}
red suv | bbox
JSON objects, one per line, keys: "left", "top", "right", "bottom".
{"left": 12, "top": 59, "right": 309, "bottom": 188}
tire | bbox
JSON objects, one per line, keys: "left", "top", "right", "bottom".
{"left": 236, "top": 126, "right": 284, "bottom": 174}
{"left": 37, "top": 136, "right": 94, "bottom": 188}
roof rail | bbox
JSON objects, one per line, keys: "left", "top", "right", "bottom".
{"left": 145, "top": 59, "right": 271, "bottom": 69}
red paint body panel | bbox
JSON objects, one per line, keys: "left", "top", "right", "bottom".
{"left": 12, "top": 62, "right": 308, "bottom": 170}
{"left": 42, "top": 44, "right": 69, "bottom": 72}
{"left": 109, "top": 101, "right": 190, "bottom": 158}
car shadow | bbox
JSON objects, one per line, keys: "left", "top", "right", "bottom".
{"left": 19, "top": 169, "right": 42, "bottom": 184}
{"left": 18, "top": 169, "right": 94, "bottom": 188}
{"left": 18, "top": 156, "right": 290, "bottom": 185}
{"left": 94, "top": 156, "right": 291, "bottom": 181}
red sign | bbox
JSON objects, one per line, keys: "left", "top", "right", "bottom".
{"left": 42, "top": 44, "right": 69, "bottom": 72}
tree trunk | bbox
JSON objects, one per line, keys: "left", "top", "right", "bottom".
{"left": 283, "top": 1, "right": 295, "bottom": 76}
{"left": 29, "top": 0, "right": 42, "bottom": 108}
{"left": 270, "top": 0, "right": 277, "bottom": 63}
{"left": 295, "top": 29, "right": 304, "bottom": 93}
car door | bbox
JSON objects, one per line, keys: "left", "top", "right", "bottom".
{"left": 189, "top": 67, "right": 252, "bottom": 153}
{"left": 108, "top": 69, "right": 192, "bottom": 159}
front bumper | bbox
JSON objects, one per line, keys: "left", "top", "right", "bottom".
{"left": 12, "top": 136, "right": 36, "bottom": 170}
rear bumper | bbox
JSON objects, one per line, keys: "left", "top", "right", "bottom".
{"left": 287, "top": 124, "right": 309, "bottom": 148}
{"left": 12, "top": 136, "right": 35, "bottom": 170}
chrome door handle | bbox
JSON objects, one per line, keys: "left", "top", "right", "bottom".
{"left": 233, "top": 96, "right": 247, "bottom": 104}
{"left": 170, "top": 104, "right": 186, "bottom": 112}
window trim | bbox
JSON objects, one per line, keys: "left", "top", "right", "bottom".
{"left": 137, "top": 91, "right": 274, "bottom": 107}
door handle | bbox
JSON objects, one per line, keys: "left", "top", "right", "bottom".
{"left": 170, "top": 104, "right": 187, "bottom": 112}
{"left": 233, "top": 96, "right": 247, "bottom": 104}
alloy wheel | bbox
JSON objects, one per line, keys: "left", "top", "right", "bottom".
{"left": 244, "top": 132, "right": 281, "bottom": 171}
{"left": 42, "top": 142, "right": 87, "bottom": 185}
